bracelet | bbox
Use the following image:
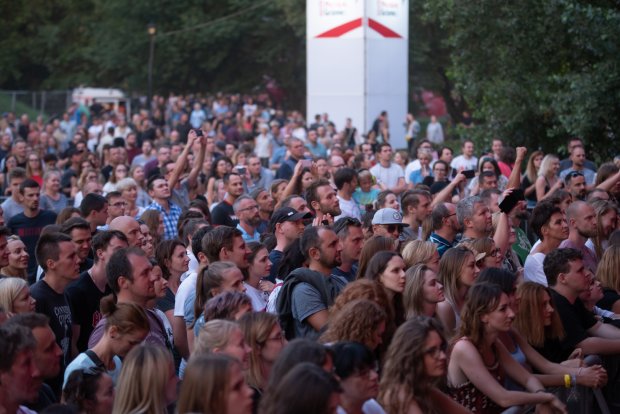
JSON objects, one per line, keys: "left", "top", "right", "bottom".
{"left": 571, "top": 374, "right": 577, "bottom": 387}
{"left": 564, "top": 374, "right": 571, "bottom": 389}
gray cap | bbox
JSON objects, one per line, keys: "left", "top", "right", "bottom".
{"left": 372, "top": 208, "right": 409, "bottom": 226}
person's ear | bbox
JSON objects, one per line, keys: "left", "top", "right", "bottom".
{"left": 118, "top": 275, "right": 131, "bottom": 290}
{"left": 108, "top": 325, "right": 119, "bottom": 339}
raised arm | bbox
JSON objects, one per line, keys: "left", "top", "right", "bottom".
{"left": 169, "top": 130, "right": 198, "bottom": 190}
{"left": 187, "top": 134, "right": 207, "bottom": 189}
{"left": 507, "top": 147, "right": 527, "bottom": 189}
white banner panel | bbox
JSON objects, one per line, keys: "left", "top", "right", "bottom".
{"left": 307, "top": 0, "right": 409, "bottom": 149}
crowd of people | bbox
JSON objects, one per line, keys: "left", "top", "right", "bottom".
{"left": 1, "top": 93, "right": 620, "bottom": 413}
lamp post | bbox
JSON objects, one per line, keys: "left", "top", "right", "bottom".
{"left": 147, "top": 23, "right": 156, "bottom": 112}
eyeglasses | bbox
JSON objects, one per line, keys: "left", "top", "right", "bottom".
{"left": 424, "top": 342, "right": 447, "bottom": 359}
{"left": 444, "top": 213, "right": 456, "bottom": 219}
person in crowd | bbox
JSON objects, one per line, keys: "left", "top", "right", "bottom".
{"left": 451, "top": 139, "right": 478, "bottom": 172}
{"left": 375, "top": 190, "right": 399, "bottom": 211}
{"left": 80, "top": 193, "right": 108, "bottom": 236}
{"left": 319, "top": 299, "right": 386, "bottom": 352}
{"left": 457, "top": 195, "right": 492, "bottom": 240}
{"left": 251, "top": 187, "right": 275, "bottom": 232}
{"left": 281, "top": 163, "right": 315, "bottom": 201}
{"left": 1, "top": 167, "right": 26, "bottom": 222}
{"left": 401, "top": 240, "right": 440, "bottom": 272}
{"left": 39, "top": 170, "right": 68, "bottom": 214}
{"left": 108, "top": 216, "right": 144, "bottom": 249}
{"left": 524, "top": 202, "right": 568, "bottom": 285}
{"left": 129, "top": 164, "right": 152, "bottom": 208}
{"left": 0, "top": 324, "right": 41, "bottom": 414}
{"left": 0, "top": 277, "right": 36, "bottom": 313}
{"left": 270, "top": 179, "right": 289, "bottom": 210}
{"left": 447, "top": 283, "right": 566, "bottom": 413}
{"left": 535, "top": 154, "right": 563, "bottom": 202}
{"left": 564, "top": 171, "right": 588, "bottom": 201}
{"left": 244, "top": 242, "right": 272, "bottom": 311}
{"left": 587, "top": 199, "right": 617, "bottom": 260}
{"left": 60, "top": 217, "right": 94, "bottom": 273}
{"left": 356, "top": 235, "right": 397, "bottom": 279}
{"left": 306, "top": 178, "right": 342, "bottom": 222}
{"left": 399, "top": 190, "right": 432, "bottom": 241}
{"left": 332, "top": 217, "right": 364, "bottom": 282}
{"left": 266, "top": 238, "right": 307, "bottom": 314}
{"left": 460, "top": 237, "right": 502, "bottom": 270}
{"left": 154, "top": 239, "right": 189, "bottom": 329}
{"left": 140, "top": 209, "right": 164, "bottom": 247}
{"left": 194, "top": 319, "right": 251, "bottom": 369}
{"left": 331, "top": 341, "right": 385, "bottom": 414}
{"left": 521, "top": 150, "right": 544, "bottom": 209}
{"left": 353, "top": 169, "right": 381, "bottom": 213}
{"left": 379, "top": 316, "right": 469, "bottom": 414}
{"left": 334, "top": 167, "right": 362, "bottom": 221}
{"left": 62, "top": 368, "right": 114, "bottom": 414}
{"left": 234, "top": 195, "right": 262, "bottom": 242}
{"left": 276, "top": 137, "right": 307, "bottom": 180}
{"left": 404, "top": 264, "right": 444, "bottom": 319}
{"left": 558, "top": 200, "right": 598, "bottom": 274}
{"left": 102, "top": 163, "right": 128, "bottom": 194}
{"left": 408, "top": 150, "right": 433, "bottom": 186}
{"left": 177, "top": 354, "right": 253, "bottom": 414}
{"left": 267, "top": 206, "right": 308, "bottom": 282}
{"left": 212, "top": 172, "right": 245, "bottom": 227}
{"left": 559, "top": 145, "right": 596, "bottom": 186}
{"left": 115, "top": 177, "right": 144, "bottom": 218}
{"left": 112, "top": 345, "right": 178, "bottom": 414}
{"left": 467, "top": 157, "right": 509, "bottom": 196}
{"left": 145, "top": 175, "right": 182, "bottom": 240}
{"left": 277, "top": 226, "right": 346, "bottom": 340}
{"left": 63, "top": 301, "right": 148, "bottom": 387}
{"left": 371, "top": 207, "right": 408, "bottom": 241}
{"left": 370, "top": 143, "right": 406, "bottom": 195}
{"left": 238, "top": 312, "right": 287, "bottom": 403}
{"left": 596, "top": 245, "right": 620, "bottom": 314}
{"left": 436, "top": 246, "right": 480, "bottom": 335}
{"left": 8, "top": 179, "right": 57, "bottom": 280}
{"left": 25, "top": 153, "right": 44, "bottom": 186}
{"left": 206, "top": 156, "right": 233, "bottom": 206}
{"left": 259, "top": 363, "right": 341, "bottom": 414}
{"left": 1, "top": 235, "right": 29, "bottom": 279}
{"left": 428, "top": 202, "right": 459, "bottom": 257}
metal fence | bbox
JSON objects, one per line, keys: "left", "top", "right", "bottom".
{"left": 0, "top": 90, "right": 73, "bottom": 119}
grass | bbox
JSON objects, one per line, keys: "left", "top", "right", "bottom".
{"left": 0, "top": 92, "right": 46, "bottom": 119}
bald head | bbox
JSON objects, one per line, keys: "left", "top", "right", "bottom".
{"left": 565, "top": 200, "right": 586, "bottom": 221}
{"left": 109, "top": 216, "right": 144, "bottom": 248}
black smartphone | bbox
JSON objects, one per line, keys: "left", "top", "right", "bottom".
{"left": 195, "top": 129, "right": 203, "bottom": 137}
{"left": 462, "top": 170, "right": 476, "bottom": 179}
{"left": 499, "top": 189, "right": 525, "bottom": 213}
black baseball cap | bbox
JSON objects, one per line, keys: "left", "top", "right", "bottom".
{"left": 269, "top": 207, "right": 312, "bottom": 232}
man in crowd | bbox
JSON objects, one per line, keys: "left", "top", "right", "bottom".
{"left": 306, "top": 129, "right": 327, "bottom": 158}
{"left": 276, "top": 137, "right": 306, "bottom": 180}
{"left": 145, "top": 175, "right": 182, "bottom": 240}
{"left": 1, "top": 167, "right": 26, "bottom": 221}
{"left": 334, "top": 168, "right": 361, "bottom": 221}
{"left": 80, "top": 193, "right": 108, "bottom": 235}
{"left": 60, "top": 217, "right": 94, "bottom": 273}
{"left": 370, "top": 143, "right": 406, "bottom": 195}
{"left": 429, "top": 202, "right": 460, "bottom": 257}
{"left": 451, "top": 139, "right": 478, "bottom": 172}
{"left": 144, "top": 144, "right": 172, "bottom": 178}
{"left": 251, "top": 188, "right": 274, "bottom": 233}
{"left": 332, "top": 217, "right": 364, "bottom": 282}
{"left": 211, "top": 172, "right": 245, "bottom": 227}
{"left": 234, "top": 195, "right": 262, "bottom": 242}
{"left": 268, "top": 207, "right": 310, "bottom": 280}
{"left": 559, "top": 200, "right": 598, "bottom": 274}
{"left": 277, "top": 226, "right": 346, "bottom": 340}
{"left": 559, "top": 137, "right": 597, "bottom": 172}
{"left": 306, "top": 179, "right": 342, "bottom": 221}
{"left": 560, "top": 145, "right": 596, "bottom": 186}
{"left": 245, "top": 155, "right": 274, "bottom": 193}
{"left": 109, "top": 216, "right": 145, "bottom": 248}
{"left": 564, "top": 171, "right": 588, "bottom": 201}
{"left": 372, "top": 207, "right": 409, "bottom": 240}
{"left": 457, "top": 195, "right": 492, "bottom": 240}
{"left": 104, "top": 191, "right": 127, "bottom": 228}
{"left": 8, "top": 179, "right": 57, "bottom": 280}
{"left": 400, "top": 190, "right": 432, "bottom": 241}
{"left": 65, "top": 230, "right": 128, "bottom": 354}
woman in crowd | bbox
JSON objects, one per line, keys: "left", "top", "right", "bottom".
{"left": 0, "top": 277, "right": 36, "bottom": 314}
{"left": 259, "top": 363, "right": 341, "bottom": 414}
{"left": 140, "top": 210, "right": 164, "bottom": 247}
{"left": 129, "top": 164, "right": 151, "bottom": 207}
{"left": 379, "top": 316, "right": 468, "bottom": 413}
{"left": 283, "top": 162, "right": 316, "bottom": 200}
{"left": 460, "top": 237, "right": 502, "bottom": 270}
{"left": 177, "top": 354, "right": 253, "bottom": 414}
{"left": 404, "top": 264, "right": 444, "bottom": 319}
{"left": 63, "top": 368, "right": 114, "bottom": 414}
{"left": 39, "top": 170, "right": 68, "bottom": 214}
{"left": 117, "top": 177, "right": 145, "bottom": 218}
{"left": 26, "top": 152, "right": 44, "bottom": 185}
{"left": 535, "top": 154, "right": 563, "bottom": 202}
{"left": 64, "top": 300, "right": 149, "bottom": 387}
{"left": 113, "top": 345, "right": 178, "bottom": 414}
{"left": 72, "top": 167, "right": 100, "bottom": 205}
{"left": 102, "top": 163, "right": 128, "bottom": 194}
{"left": 447, "top": 283, "right": 566, "bottom": 413}
{"left": 332, "top": 341, "right": 385, "bottom": 414}
{"left": 190, "top": 262, "right": 246, "bottom": 334}
{"left": 1, "top": 236, "right": 29, "bottom": 279}
{"left": 467, "top": 157, "right": 508, "bottom": 196}
{"left": 375, "top": 190, "right": 399, "bottom": 211}
{"left": 357, "top": 236, "right": 398, "bottom": 280}
{"left": 271, "top": 179, "right": 289, "bottom": 210}
{"left": 244, "top": 242, "right": 272, "bottom": 312}
{"left": 401, "top": 240, "right": 440, "bottom": 272}
{"left": 155, "top": 239, "right": 189, "bottom": 327}
{"left": 587, "top": 199, "right": 618, "bottom": 260}
{"left": 595, "top": 245, "right": 620, "bottom": 314}
{"left": 521, "top": 150, "right": 544, "bottom": 209}
{"left": 206, "top": 156, "right": 233, "bottom": 206}
{"left": 239, "top": 312, "right": 287, "bottom": 403}
{"left": 319, "top": 299, "right": 387, "bottom": 353}
{"left": 329, "top": 280, "right": 391, "bottom": 324}
{"left": 194, "top": 319, "right": 251, "bottom": 370}
{"left": 436, "top": 246, "right": 480, "bottom": 335}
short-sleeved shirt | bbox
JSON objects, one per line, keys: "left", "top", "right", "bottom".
{"left": 63, "top": 353, "right": 122, "bottom": 388}
{"left": 211, "top": 200, "right": 238, "bottom": 227}
{"left": 523, "top": 252, "right": 547, "bottom": 286}
{"left": 8, "top": 210, "right": 57, "bottom": 279}
{"left": 40, "top": 193, "right": 69, "bottom": 215}
{"left": 145, "top": 200, "right": 182, "bottom": 240}
{"left": 1, "top": 197, "right": 24, "bottom": 222}
{"left": 551, "top": 290, "right": 597, "bottom": 355}
{"left": 237, "top": 223, "right": 261, "bottom": 242}
{"left": 511, "top": 227, "right": 532, "bottom": 266}
{"left": 335, "top": 196, "right": 362, "bottom": 221}
{"left": 429, "top": 232, "right": 456, "bottom": 257}
{"left": 65, "top": 271, "right": 111, "bottom": 353}
{"left": 369, "top": 163, "right": 404, "bottom": 189}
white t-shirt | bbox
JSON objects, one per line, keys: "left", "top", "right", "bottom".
{"left": 175, "top": 272, "right": 197, "bottom": 317}
{"left": 267, "top": 279, "right": 284, "bottom": 314}
{"left": 244, "top": 283, "right": 268, "bottom": 312}
{"left": 336, "top": 196, "right": 362, "bottom": 221}
{"left": 337, "top": 399, "right": 386, "bottom": 414}
{"left": 451, "top": 155, "right": 478, "bottom": 172}
{"left": 523, "top": 252, "right": 547, "bottom": 286}
{"left": 370, "top": 163, "right": 404, "bottom": 189}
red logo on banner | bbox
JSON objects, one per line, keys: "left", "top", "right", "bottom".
{"left": 315, "top": 18, "right": 402, "bottom": 38}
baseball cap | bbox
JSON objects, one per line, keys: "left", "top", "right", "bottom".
{"left": 371, "top": 208, "right": 410, "bottom": 226}
{"left": 269, "top": 207, "right": 312, "bottom": 232}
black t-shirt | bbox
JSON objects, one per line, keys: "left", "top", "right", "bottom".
{"left": 211, "top": 200, "right": 237, "bottom": 227}
{"left": 156, "top": 287, "right": 175, "bottom": 314}
{"left": 65, "top": 271, "right": 111, "bottom": 353}
{"left": 30, "top": 279, "right": 72, "bottom": 397}
{"left": 550, "top": 290, "right": 597, "bottom": 355}
{"left": 597, "top": 287, "right": 620, "bottom": 312}
{"left": 8, "top": 210, "right": 57, "bottom": 280}
{"left": 535, "top": 337, "right": 570, "bottom": 364}
{"left": 332, "top": 264, "right": 358, "bottom": 283}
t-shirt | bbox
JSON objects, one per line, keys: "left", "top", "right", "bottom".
{"left": 8, "top": 210, "right": 57, "bottom": 280}
{"left": 597, "top": 288, "right": 620, "bottom": 312}
{"left": 156, "top": 287, "right": 176, "bottom": 314}
{"left": 175, "top": 272, "right": 197, "bottom": 318}
{"left": 369, "top": 163, "right": 404, "bottom": 189}
{"left": 332, "top": 264, "right": 358, "bottom": 283}
{"left": 211, "top": 200, "right": 238, "bottom": 227}
{"left": 268, "top": 250, "right": 284, "bottom": 281}
{"left": 1, "top": 197, "right": 24, "bottom": 222}
{"left": 523, "top": 252, "right": 547, "bottom": 286}
{"left": 244, "top": 282, "right": 268, "bottom": 312}
{"left": 511, "top": 227, "right": 532, "bottom": 266}
{"left": 337, "top": 399, "right": 385, "bottom": 414}
{"left": 335, "top": 196, "right": 362, "bottom": 221}
{"left": 39, "top": 193, "right": 69, "bottom": 215}
{"left": 63, "top": 352, "right": 122, "bottom": 388}
{"left": 451, "top": 155, "right": 478, "bottom": 172}
{"left": 550, "top": 290, "right": 597, "bottom": 355}
{"left": 353, "top": 188, "right": 380, "bottom": 211}
{"left": 65, "top": 271, "right": 111, "bottom": 353}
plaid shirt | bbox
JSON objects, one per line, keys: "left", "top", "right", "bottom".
{"left": 145, "top": 200, "right": 182, "bottom": 240}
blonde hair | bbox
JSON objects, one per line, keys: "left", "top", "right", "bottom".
{"left": 194, "top": 319, "right": 240, "bottom": 356}
{"left": 0, "top": 277, "right": 28, "bottom": 313}
{"left": 113, "top": 345, "right": 173, "bottom": 414}
{"left": 438, "top": 246, "right": 475, "bottom": 305}
{"left": 596, "top": 245, "right": 620, "bottom": 292}
{"left": 526, "top": 150, "right": 544, "bottom": 183}
{"left": 538, "top": 154, "right": 559, "bottom": 178}
{"left": 404, "top": 264, "right": 432, "bottom": 318}
{"left": 514, "top": 282, "right": 565, "bottom": 347}
{"left": 238, "top": 312, "right": 280, "bottom": 390}
{"left": 401, "top": 240, "right": 437, "bottom": 268}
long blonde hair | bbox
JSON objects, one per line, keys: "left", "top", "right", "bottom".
{"left": 596, "top": 245, "right": 620, "bottom": 293}
{"left": 194, "top": 319, "right": 240, "bottom": 356}
{"left": 401, "top": 240, "right": 437, "bottom": 268}
{"left": 0, "top": 277, "right": 28, "bottom": 313}
{"left": 113, "top": 345, "right": 173, "bottom": 414}
{"left": 238, "top": 312, "right": 280, "bottom": 390}
{"left": 538, "top": 154, "right": 559, "bottom": 178}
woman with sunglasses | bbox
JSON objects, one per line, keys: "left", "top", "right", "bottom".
{"left": 448, "top": 283, "right": 566, "bottom": 414}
